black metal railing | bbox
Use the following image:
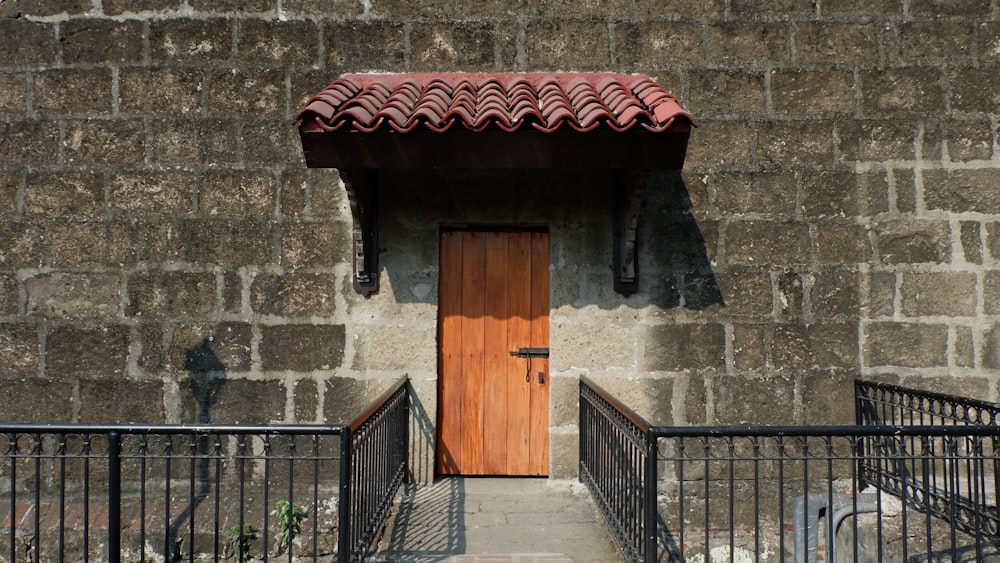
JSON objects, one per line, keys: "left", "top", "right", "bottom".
{"left": 1, "top": 376, "right": 409, "bottom": 563}
{"left": 581, "top": 376, "right": 1000, "bottom": 563}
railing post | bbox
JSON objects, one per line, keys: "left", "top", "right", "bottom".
{"left": 337, "top": 428, "right": 352, "bottom": 563}
{"left": 643, "top": 430, "right": 657, "bottom": 563}
{"left": 107, "top": 431, "right": 121, "bottom": 563}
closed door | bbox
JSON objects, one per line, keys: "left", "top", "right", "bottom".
{"left": 437, "top": 230, "right": 549, "bottom": 476}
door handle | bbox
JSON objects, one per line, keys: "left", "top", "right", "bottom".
{"left": 538, "top": 372, "right": 545, "bottom": 384}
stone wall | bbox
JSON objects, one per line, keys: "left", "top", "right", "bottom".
{"left": 0, "top": 0, "right": 998, "bottom": 478}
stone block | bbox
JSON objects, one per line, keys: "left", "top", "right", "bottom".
{"left": 242, "top": 120, "right": 303, "bottom": 166}
{"left": 982, "top": 22, "right": 1000, "bottom": 65}
{"left": 111, "top": 171, "right": 194, "bottom": 214}
{"left": 79, "top": 379, "right": 165, "bottom": 424}
{"left": 189, "top": 0, "right": 272, "bottom": 12}
{"left": 954, "top": 325, "right": 974, "bottom": 368}
{"left": 867, "top": 272, "right": 895, "bottom": 318}
{"left": 0, "top": 222, "right": 46, "bottom": 269}
{"left": 411, "top": 23, "right": 495, "bottom": 71}
{"left": 983, "top": 324, "right": 1000, "bottom": 369}
{"left": 0, "top": 172, "right": 16, "bottom": 215}
{"left": 149, "top": 118, "right": 237, "bottom": 166}
{"left": 715, "top": 269, "right": 772, "bottom": 317}
{"left": 137, "top": 323, "right": 165, "bottom": 373}
{"left": 799, "top": 170, "right": 858, "bottom": 218}
{"left": 643, "top": 323, "right": 725, "bottom": 372}
{"left": 712, "top": 373, "right": 796, "bottom": 425}
{"left": 251, "top": 273, "right": 338, "bottom": 317}
{"left": 688, "top": 69, "right": 764, "bottom": 116}
{"left": 370, "top": 0, "right": 454, "bottom": 17}
{"left": 24, "top": 170, "right": 105, "bottom": 217}
{"left": 180, "top": 378, "right": 286, "bottom": 424}
{"left": 636, "top": 0, "right": 723, "bottom": 17}
{"left": 857, "top": 171, "right": 889, "bottom": 217}
{"left": 120, "top": 67, "right": 203, "bottom": 115}
{"left": 777, "top": 271, "right": 803, "bottom": 319}
{"left": 811, "top": 268, "right": 860, "bottom": 319}
{"left": 222, "top": 271, "right": 241, "bottom": 314}
{"left": 800, "top": 372, "right": 855, "bottom": 425}
{"left": 949, "top": 68, "right": 1000, "bottom": 113}
{"left": 758, "top": 120, "right": 834, "bottom": 167}
{"left": 981, "top": 271, "right": 1000, "bottom": 315}
{"left": 685, "top": 120, "right": 752, "bottom": 167}
{"left": 103, "top": 0, "right": 181, "bottom": 14}
{"left": 837, "top": 120, "right": 917, "bottom": 162}
{"left": 615, "top": 22, "right": 702, "bottom": 67}
{"left": 46, "top": 325, "right": 129, "bottom": 376}
{"left": 549, "top": 374, "right": 579, "bottom": 428}
{"left": 773, "top": 323, "right": 857, "bottom": 370}
{"left": 585, "top": 376, "right": 673, "bottom": 426}
{"left": 126, "top": 271, "right": 218, "bottom": 318}
{"left": 961, "top": 221, "right": 982, "bottom": 264}
{"left": 821, "top": 0, "right": 900, "bottom": 14}
{"left": 900, "top": 272, "right": 976, "bottom": 317}
{"left": 0, "top": 275, "right": 17, "bottom": 315}
{"left": 816, "top": 223, "right": 869, "bottom": 265}
{"left": 457, "top": 0, "right": 543, "bottom": 17}
{"left": 280, "top": 222, "right": 351, "bottom": 268}
{"left": 706, "top": 22, "right": 789, "bottom": 63}
{"left": 874, "top": 219, "right": 950, "bottom": 265}
{"left": 325, "top": 21, "right": 406, "bottom": 70}
{"left": 910, "top": 0, "right": 990, "bottom": 16}
{"left": 323, "top": 376, "right": 374, "bottom": 422}
{"left": 898, "top": 22, "right": 975, "bottom": 64}
{"left": 0, "top": 121, "right": 59, "bottom": 165}
{"left": 732, "top": 323, "right": 766, "bottom": 370}
{"left": 924, "top": 169, "right": 1000, "bottom": 214}
{"left": 305, "top": 169, "right": 345, "bottom": 217}
{"left": 150, "top": 19, "right": 233, "bottom": 62}
{"left": 33, "top": 69, "right": 113, "bottom": 115}
{"left": 939, "top": 118, "right": 993, "bottom": 161}
{"left": 174, "top": 219, "right": 273, "bottom": 266}
{"left": 293, "top": 378, "right": 319, "bottom": 423}
{"left": 771, "top": 70, "right": 854, "bottom": 116}
{"left": 27, "top": 273, "right": 122, "bottom": 319}
{"left": 860, "top": 68, "right": 945, "bottom": 115}
{"left": 864, "top": 322, "right": 948, "bottom": 368}
{"left": 796, "top": 22, "right": 878, "bottom": 63}
{"left": 281, "top": 170, "right": 308, "bottom": 217}
{"left": 0, "top": 325, "right": 39, "bottom": 374}
{"left": 0, "top": 20, "right": 56, "bottom": 64}
{"left": 551, "top": 319, "right": 639, "bottom": 371}
{"left": 549, "top": 431, "right": 578, "bottom": 480}
{"left": 0, "top": 378, "right": 73, "bottom": 422}
{"left": 555, "top": 0, "right": 630, "bottom": 16}
{"left": 208, "top": 67, "right": 285, "bottom": 117}
{"left": 724, "top": 220, "right": 811, "bottom": 267}
{"left": 61, "top": 18, "right": 143, "bottom": 63}
{"left": 261, "top": 324, "right": 345, "bottom": 372}
{"left": 51, "top": 221, "right": 134, "bottom": 267}
{"left": 893, "top": 168, "right": 917, "bottom": 213}
{"left": 170, "top": 323, "right": 252, "bottom": 375}
{"left": 67, "top": 119, "right": 146, "bottom": 165}
{"left": 282, "top": 0, "right": 360, "bottom": 15}
{"left": 526, "top": 20, "right": 611, "bottom": 70}
{"left": 199, "top": 170, "right": 276, "bottom": 216}
{"left": 0, "top": 73, "right": 26, "bottom": 115}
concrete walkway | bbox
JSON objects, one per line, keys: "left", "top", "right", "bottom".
{"left": 374, "top": 478, "right": 623, "bottom": 562}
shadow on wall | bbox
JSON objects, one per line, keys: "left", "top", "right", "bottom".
{"left": 375, "top": 169, "right": 722, "bottom": 312}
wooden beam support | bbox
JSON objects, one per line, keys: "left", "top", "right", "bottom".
{"left": 613, "top": 170, "right": 649, "bottom": 297}
{"left": 341, "top": 169, "right": 379, "bottom": 296}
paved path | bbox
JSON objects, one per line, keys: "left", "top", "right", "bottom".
{"left": 374, "top": 478, "right": 622, "bottom": 562}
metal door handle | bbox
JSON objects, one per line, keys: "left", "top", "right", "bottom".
{"left": 538, "top": 372, "right": 545, "bottom": 384}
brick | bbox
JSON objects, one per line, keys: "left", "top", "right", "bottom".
{"left": 0, "top": 73, "right": 26, "bottom": 115}
{"left": 0, "top": 121, "right": 60, "bottom": 165}
{"left": 150, "top": 19, "right": 233, "bottom": 62}
{"left": 774, "top": 323, "right": 857, "bottom": 370}
{"left": 65, "top": 119, "right": 145, "bottom": 165}
{"left": 103, "top": 0, "right": 182, "bottom": 14}
{"left": 864, "top": 322, "right": 948, "bottom": 368}
{"left": 325, "top": 21, "right": 406, "bottom": 70}
{"left": 899, "top": 271, "right": 976, "bottom": 317}
{"left": 799, "top": 170, "right": 857, "bottom": 218}
{"left": 170, "top": 323, "right": 252, "bottom": 372}
{"left": 126, "top": 271, "right": 217, "bottom": 318}
{"left": 27, "top": 273, "right": 122, "bottom": 318}
{"left": 0, "top": 20, "right": 57, "bottom": 65}
{"left": 174, "top": 219, "right": 273, "bottom": 266}
{"left": 281, "top": 222, "right": 351, "bottom": 268}
{"left": 61, "top": 18, "right": 144, "bottom": 64}
{"left": 190, "top": 0, "right": 272, "bottom": 12}
{"left": 149, "top": 119, "right": 237, "bottom": 166}
{"left": 199, "top": 170, "right": 276, "bottom": 216}
{"left": 688, "top": 69, "right": 764, "bottom": 116}
{"left": 251, "top": 273, "right": 338, "bottom": 317}
{"left": 0, "top": 325, "right": 39, "bottom": 373}
{"left": 860, "top": 68, "right": 945, "bottom": 114}
{"left": 758, "top": 120, "right": 834, "bottom": 167}
{"left": 642, "top": 323, "right": 725, "bottom": 371}
{"left": 24, "top": 170, "right": 105, "bottom": 217}
{"left": 411, "top": 23, "right": 496, "bottom": 71}
{"left": 33, "top": 69, "right": 113, "bottom": 115}
{"left": 816, "top": 223, "right": 869, "bottom": 265}
{"left": 811, "top": 268, "right": 860, "bottom": 319}
{"left": 0, "top": 223, "right": 46, "bottom": 269}
{"left": 910, "top": 0, "right": 990, "bottom": 17}
{"left": 796, "top": 22, "right": 878, "bottom": 64}
{"left": 111, "top": 171, "right": 194, "bottom": 214}
{"left": 898, "top": 22, "right": 975, "bottom": 64}
{"left": 527, "top": 20, "right": 611, "bottom": 70}
{"left": 636, "top": 0, "right": 723, "bottom": 17}
{"left": 685, "top": 120, "right": 752, "bottom": 167}
{"left": 282, "top": 0, "right": 360, "bottom": 16}
{"left": 771, "top": 70, "right": 853, "bottom": 117}
{"left": 120, "top": 67, "right": 203, "bottom": 115}
{"left": 949, "top": 68, "right": 1000, "bottom": 113}
{"left": 242, "top": 120, "right": 301, "bottom": 166}
{"left": 874, "top": 219, "right": 950, "bottom": 265}
{"left": 51, "top": 221, "right": 135, "bottom": 267}
{"left": 706, "top": 22, "right": 789, "bottom": 62}
{"left": 924, "top": 169, "right": 1000, "bottom": 214}
{"left": 837, "top": 120, "right": 917, "bottom": 162}
{"left": 776, "top": 271, "right": 803, "bottom": 318}
{"left": 0, "top": 275, "right": 17, "bottom": 315}
{"left": 732, "top": 323, "right": 766, "bottom": 369}
{"left": 78, "top": 378, "right": 164, "bottom": 423}
{"left": 261, "top": 324, "right": 345, "bottom": 372}
{"left": 801, "top": 373, "right": 855, "bottom": 425}
{"left": 714, "top": 269, "right": 772, "bottom": 316}
{"left": 0, "top": 379, "right": 73, "bottom": 422}
{"left": 615, "top": 22, "right": 702, "bottom": 67}
{"left": 713, "top": 374, "right": 795, "bottom": 425}
{"left": 46, "top": 325, "right": 129, "bottom": 376}
{"left": 725, "top": 221, "right": 811, "bottom": 266}
{"left": 961, "top": 221, "right": 982, "bottom": 264}
{"left": 208, "top": 67, "right": 285, "bottom": 117}
{"left": 236, "top": 19, "right": 318, "bottom": 66}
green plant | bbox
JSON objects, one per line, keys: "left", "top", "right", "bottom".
{"left": 275, "top": 500, "right": 307, "bottom": 548}
{"left": 224, "top": 522, "right": 256, "bottom": 560}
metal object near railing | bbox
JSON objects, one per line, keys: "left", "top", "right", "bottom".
{"left": 1, "top": 375, "right": 409, "bottom": 563}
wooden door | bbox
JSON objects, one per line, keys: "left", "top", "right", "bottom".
{"left": 437, "top": 230, "right": 549, "bottom": 476}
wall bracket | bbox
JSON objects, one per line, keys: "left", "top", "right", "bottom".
{"left": 341, "top": 169, "right": 378, "bottom": 296}
{"left": 613, "top": 170, "right": 649, "bottom": 297}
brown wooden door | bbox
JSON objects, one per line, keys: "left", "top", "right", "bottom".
{"left": 437, "top": 230, "right": 549, "bottom": 476}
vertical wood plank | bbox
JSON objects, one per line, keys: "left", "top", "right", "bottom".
{"left": 437, "top": 231, "right": 464, "bottom": 475}
{"left": 505, "top": 232, "right": 532, "bottom": 475}
{"left": 528, "top": 231, "right": 550, "bottom": 476}
{"left": 460, "top": 231, "right": 486, "bottom": 474}
{"left": 482, "top": 232, "right": 509, "bottom": 474}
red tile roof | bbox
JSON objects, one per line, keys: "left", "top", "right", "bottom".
{"left": 297, "top": 72, "right": 695, "bottom": 134}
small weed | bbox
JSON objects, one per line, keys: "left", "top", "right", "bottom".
{"left": 224, "top": 522, "right": 257, "bottom": 560}
{"left": 275, "top": 500, "right": 307, "bottom": 548}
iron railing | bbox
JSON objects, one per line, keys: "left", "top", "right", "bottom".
{"left": 580, "top": 376, "right": 1000, "bottom": 563}
{"left": 1, "top": 375, "right": 409, "bottom": 563}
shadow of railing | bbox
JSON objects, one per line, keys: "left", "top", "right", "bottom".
{"left": 379, "top": 478, "right": 466, "bottom": 561}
